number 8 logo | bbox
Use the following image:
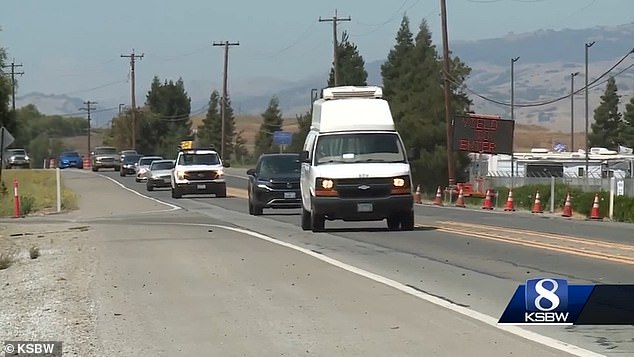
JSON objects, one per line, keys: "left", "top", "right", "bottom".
{"left": 534, "top": 278, "right": 560, "bottom": 312}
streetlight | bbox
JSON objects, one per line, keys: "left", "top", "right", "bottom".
{"left": 510, "top": 56, "right": 520, "bottom": 184}
{"left": 570, "top": 72, "right": 580, "bottom": 151}
{"left": 585, "top": 41, "right": 595, "bottom": 181}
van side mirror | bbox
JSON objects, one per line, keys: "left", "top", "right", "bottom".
{"left": 246, "top": 168, "right": 256, "bottom": 176}
{"left": 299, "top": 150, "right": 310, "bottom": 163}
{"left": 223, "top": 161, "right": 231, "bottom": 168}
{"left": 407, "top": 147, "right": 420, "bottom": 161}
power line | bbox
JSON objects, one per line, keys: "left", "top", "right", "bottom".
{"left": 213, "top": 41, "right": 239, "bottom": 160}
{"left": 79, "top": 101, "right": 97, "bottom": 156}
{"left": 319, "top": 9, "right": 351, "bottom": 86}
{"left": 121, "top": 50, "right": 144, "bottom": 150}
{"left": 1, "top": 60, "right": 25, "bottom": 111}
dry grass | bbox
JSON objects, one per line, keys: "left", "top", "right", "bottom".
{"left": 514, "top": 123, "right": 585, "bottom": 152}
{"left": 61, "top": 132, "right": 105, "bottom": 155}
{"left": 0, "top": 170, "right": 78, "bottom": 217}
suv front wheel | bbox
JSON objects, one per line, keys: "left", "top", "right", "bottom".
{"left": 171, "top": 186, "right": 182, "bottom": 199}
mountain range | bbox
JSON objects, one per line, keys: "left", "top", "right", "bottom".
{"left": 16, "top": 22, "right": 634, "bottom": 132}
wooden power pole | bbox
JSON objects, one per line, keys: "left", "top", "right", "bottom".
{"left": 319, "top": 9, "right": 350, "bottom": 87}
{"left": 213, "top": 41, "right": 239, "bottom": 160}
{"left": 121, "top": 50, "right": 143, "bottom": 150}
{"left": 80, "top": 101, "right": 97, "bottom": 157}
{"left": 440, "top": 0, "right": 455, "bottom": 187}
{"left": 1, "top": 60, "right": 24, "bottom": 111}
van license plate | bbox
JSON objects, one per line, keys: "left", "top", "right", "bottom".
{"left": 284, "top": 192, "right": 296, "bottom": 199}
{"left": 197, "top": 184, "right": 206, "bottom": 190}
{"left": 357, "top": 203, "right": 373, "bottom": 212}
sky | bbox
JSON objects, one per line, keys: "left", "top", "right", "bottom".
{"left": 1, "top": 0, "right": 633, "bottom": 110}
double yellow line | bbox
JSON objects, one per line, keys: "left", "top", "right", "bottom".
{"left": 434, "top": 221, "right": 634, "bottom": 266}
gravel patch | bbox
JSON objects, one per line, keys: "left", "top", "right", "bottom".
{"left": 0, "top": 222, "right": 103, "bottom": 356}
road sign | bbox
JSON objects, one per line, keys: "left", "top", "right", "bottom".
{"left": 453, "top": 114, "right": 515, "bottom": 155}
{"left": 273, "top": 131, "right": 293, "bottom": 146}
{"left": 1, "top": 127, "right": 14, "bottom": 150}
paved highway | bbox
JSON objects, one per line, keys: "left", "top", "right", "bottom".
{"left": 84, "top": 169, "right": 633, "bottom": 356}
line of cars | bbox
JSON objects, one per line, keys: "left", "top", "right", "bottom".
{"left": 116, "top": 150, "right": 175, "bottom": 191}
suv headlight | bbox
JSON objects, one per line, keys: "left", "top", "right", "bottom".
{"left": 176, "top": 170, "right": 185, "bottom": 180}
{"left": 24, "top": 155, "right": 30, "bottom": 161}
{"left": 217, "top": 168, "right": 224, "bottom": 177}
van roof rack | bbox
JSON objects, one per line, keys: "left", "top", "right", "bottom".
{"left": 321, "top": 86, "right": 383, "bottom": 100}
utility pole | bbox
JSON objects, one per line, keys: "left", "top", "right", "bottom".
{"left": 319, "top": 9, "right": 350, "bottom": 87}
{"left": 80, "top": 101, "right": 97, "bottom": 157}
{"left": 1, "top": 60, "right": 24, "bottom": 111}
{"left": 584, "top": 41, "right": 595, "bottom": 183}
{"left": 510, "top": 56, "right": 520, "bottom": 187}
{"left": 440, "top": 0, "right": 455, "bottom": 188}
{"left": 121, "top": 49, "right": 143, "bottom": 150}
{"left": 570, "top": 72, "right": 580, "bottom": 151}
{"left": 213, "top": 41, "right": 239, "bottom": 160}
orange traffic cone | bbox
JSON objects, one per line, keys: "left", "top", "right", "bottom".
{"left": 561, "top": 193, "right": 573, "bottom": 217}
{"left": 455, "top": 188, "right": 466, "bottom": 208}
{"left": 531, "top": 191, "right": 543, "bottom": 213}
{"left": 482, "top": 189, "right": 493, "bottom": 210}
{"left": 414, "top": 184, "right": 422, "bottom": 204}
{"left": 504, "top": 189, "right": 516, "bottom": 211}
{"left": 589, "top": 193, "right": 601, "bottom": 220}
{"left": 433, "top": 186, "right": 443, "bottom": 206}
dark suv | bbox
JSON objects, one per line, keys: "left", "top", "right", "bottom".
{"left": 247, "top": 153, "right": 301, "bottom": 215}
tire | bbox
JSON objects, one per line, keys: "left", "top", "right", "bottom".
{"left": 252, "top": 204, "right": 263, "bottom": 216}
{"left": 400, "top": 211, "right": 415, "bottom": 231}
{"left": 114, "top": 166, "right": 121, "bottom": 172}
{"left": 171, "top": 187, "right": 182, "bottom": 199}
{"left": 387, "top": 216, "right": 400, "bottom": 231}
{"left": 301, "top": 208, "right": 312, "bottom": 231}
{"left": 248, "top": 201, "right": 255, "bottom": 215}
{"left": 92, "top": 166, "right": 98, "bottom": 172}
{"left": 120, "top": 171, "right": 125, "bottom": 177}
{"left": 311, "top": 212, "right": 325, "bottom": 232}
{"left": 146, "top": 182, "right": 154, "bottom": 191}
{"left": 216, "top": 189, "right": 227, "bottom": 198}
{"left": 135, "top": 177, "right": 140, "bottom": 183}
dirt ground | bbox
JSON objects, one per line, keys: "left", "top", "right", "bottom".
{"left": 0, "top": 222, "right": 102, "bottom": 356}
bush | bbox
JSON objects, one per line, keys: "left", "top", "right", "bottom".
{"left": 20, "top": 195, "right": 35, "bottom": 216}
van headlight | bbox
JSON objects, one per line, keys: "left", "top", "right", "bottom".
{"left": 315, "top": 178, "right": 337, "bottom": 197}
{"left": 320, "top": 179, "right": 334, "bottom": 189}
{"left": 176, "top": 170, "right": 185, "bottom": 180}
{"left": 391, "top": 175, "right": 410, "bottom": 195}
{"left": 393, "top": 178, "right": 405, "bottom": 187}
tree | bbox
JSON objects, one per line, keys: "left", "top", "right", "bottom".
{"left": 288, "top": 111, "right": 311, "bottom": 152}
{"left": 328, "top": 31, "right": 368, "bottom": 87}
{"left": 589, "top": 77, "right": 622, "bottom": 149}
{"left": 254, "top": 96, "right": 283, "bottom": 156}
{"left": 197, "top": 90, "right": 221, "bottom": 149}
{"left": 233, "top": 129, "right": 249, "bottom": 164}
{"left": 621, "top": 95, "right": 634, "bottom": 148}
{"left": 0, "top": 41, "right": 17, "bottom": 138}
{"left": 381, "top": 16, "right": 472, "bottom": 190}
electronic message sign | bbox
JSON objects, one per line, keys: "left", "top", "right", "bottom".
{"left": 453, "top": 114, "right": 515, "bottom": 155}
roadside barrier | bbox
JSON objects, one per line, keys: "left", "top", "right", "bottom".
{"left": 531, "top": 191, "right": 543, "bottom": 213}
{"left": 589, "top": 193, "right": 601, "bottom": 220}
{"left": 13, "top": 178, "right": 20, "bottom": 218}
{"left": 562, "top": 193, "right": 573, "bottom": 217}
{"left": 482, "top": 189, "right": 493, "bottom": 210}
{"left": 414, "top": 185, "right": 422, "bottom": 204}
{"left": 455, "top": 188, "right": 466, "bottom": 207}
{"left": 504, "top": 189, "right": 516, "bottom": 211}
{"left": 433, "top": 186, "right": 443, "bottom": 206}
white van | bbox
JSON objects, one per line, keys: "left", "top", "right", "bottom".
{"left": 299, "top": 86, "right": 418, "bottom": 232}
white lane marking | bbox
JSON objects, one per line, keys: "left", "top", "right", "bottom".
{"left": 96, "top": 173, "right": 182, "bottom": 212}
{"left": 201, "top": 224, "right": 602, "bottom": 357}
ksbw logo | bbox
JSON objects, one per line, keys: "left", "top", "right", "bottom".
{"left": 524, "top": 278, "right": 569, "bottom": 323}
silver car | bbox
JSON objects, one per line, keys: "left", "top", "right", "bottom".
{"left": 135, "top": 156, "right": 163, "bottom": 182}
{"left": 3, "top": 148, "right": 31, "bottom": 169}
{"left": 146, "top": 160, "right": 175, "bottom": 191}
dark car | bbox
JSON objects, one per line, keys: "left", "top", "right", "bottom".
{"left": 247, "top": 153, "right": 301, "bottom": 215}
{"left": 120, "top": 154, "right": 142, "bottom": 177}
{"left": 58, "top": 151, "right": 83, "bottom": 169}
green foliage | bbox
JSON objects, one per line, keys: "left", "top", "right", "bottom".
{"left": 589, "top": 77, "right": 622, "bottom": 149}
{"left": 20, "top": 194, "right": 35, "bottom": 215}
{"left": 381, "top": 16, "right": 472, "bottom": 191}
{"left": 288, "top": 111, "right": 311, "bottom": 152}
{"left": 621, "top": 95, "right": 634, "bottom": 148}
{"left": 254, "top": 96, "right": 283, "bottom": 156}
{"left": 197, "top": 90, "right": 237, "bottom": 159}
{"left": 0, "top": 44, "right": 16, "bottom": 136}
{"left": 327, "top": 31, "right": 368, "bottom": 87}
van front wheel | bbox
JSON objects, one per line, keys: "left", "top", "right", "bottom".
{"left": 311, "top": 213, "right": 325, "bottom": 232}
{"left": 400, "top": 211, "right": 415, "bottom": 231}
{"left": 301, "top": 208, "right": 312, "bottom": 231}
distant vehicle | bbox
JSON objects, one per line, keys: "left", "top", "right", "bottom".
{"left": 119, "top": 149, "right": 138, "bottom": 162}
{"left": 170, "top": 141, "right": 229, "bottom": 198}
{"left": 135, "top": 156, "right": 163, "bottom": 182}
{"left": 247, "top": 153, "right": 301, "bottom": 215}
{"left": 91, "top": 146, "right": 120, "bottom": 172}
{"left": 3, "top": 148, "right": 31, "bottom": 169}
{"left": 57, "top": 151, "right": 83, "bottom": 169}
{"left": 146, "top": 160, "right": 175, "bottom": 191}
{"left": 299, "top": 86, "right": 417, "bottom": 232}
{"left": 120, "top": 154, "right": 143, "bottom": 177}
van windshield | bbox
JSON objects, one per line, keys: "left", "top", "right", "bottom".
{"left": 314, "top": 133, "right": 406, "bottom": 165}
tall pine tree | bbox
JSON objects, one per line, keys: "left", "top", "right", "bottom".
{"left": 621, "top": 95, "right": 634, "bottom": 148}
{"left": 254, "top": 96, "right": 283, "bottom": 156}
{"left": 197, "top": 90, "right": 221, "bottom": 149}
{"left": 0, "top": 41, "right": 17, "bottom": 138}
{"left": 381, "top": 16, "right": 472, "bottom": 190}
{"left": 589, "top": 77, "right": 622, "bottom": 149}
{"left": 328, "top": 31, "right": 368, "bottom": 87}
{"left": 288, "top": 111, "right": 311, "bottom": 152}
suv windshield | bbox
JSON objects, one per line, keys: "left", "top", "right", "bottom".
{"left": 151, "top": 161, "right": 174, "bottom": 171}
{"left": 95, "top": 148, "right": 117, "bottom": 155}
{"left": 8, "top": 149, "right": 26, "bottom": 156}
{"left": 139, "top": 157, "right": 161, "bottom": 166}
{"left": 61, "top": 152, "right": 80, "bottom": 157}
{"left": 257, "top": 155, "right": 300, "bottom": 179}
{"left": 178, "top": 153, "right": 220, "bottom": 166}
{"left": 123, "top": 155, "right": 142, "bottom": 163}
{"left": 314, "top": 133, "right": 406, "bottom": 165}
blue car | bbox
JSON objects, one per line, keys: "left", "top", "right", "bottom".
{"left": 58, "top": 151, "right": 83, "bottom": 169}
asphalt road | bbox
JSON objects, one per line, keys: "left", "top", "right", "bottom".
{"left": 77, "top": 168, "right": 634, "bottom": 356}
